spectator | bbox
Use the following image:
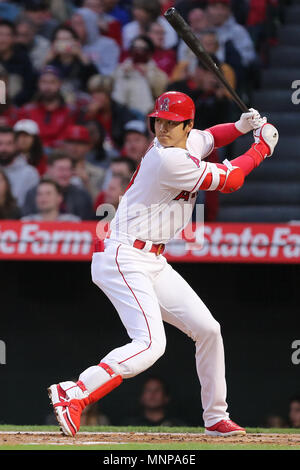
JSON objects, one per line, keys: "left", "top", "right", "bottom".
{"left": 80, "top": 403, "right": 111, "bottom": 426}
{"left": 289, "top": 395, "right": 300, "bottom": 428}
{"left": 15, "top": 16, "right": 51, "bottom": 72}
{"left": 147, "top": 21, "right": 177, "bottom": 77}
{"left": 246, "top": 0, "right": 280, "bottom": 52}
{"left": 0, "top": 1, "right": 21, "bottom": 22}
{"left": 168, "top": 56, "right": 232, "bottom": 130}
{"left": 123, "top": 376, "right": 186, "bottom": 426}
{"left": 177, "top": 29, "right": 238, "bottom": 93}
{"left": 176, "top": 9, "right": 241, "bottom": 84}
{"left": 0, "top": 168, "right": 21, "bottom": 219}
{"left": 197, "top": 30, "right": 239, "bottom": 90}
{"left": 0, "top": 65, "right": 19, "bottom": 127}
{"left": 113, "top": 35, "right": 168, "bottom": 115}
{"left": 160, "top": 0, "right": 175, "bottom": 15}
{"left": 264, "top": 414, "right": 287, "bottom": 428}
{"left": 176, "top": 8, "right": 210, "bottom": 73}
{"left": 70, "top": 7, "right": 120, "bottom": 76}
{"left": 103, "top": 174, "right": 130, "bottom": 210}
{"left": 82, "top": 0, "right": 122, "bottom": 46}
{"left": 21, "top": 178, "right": 81, "bottom": 222}
{"left": 23, "top": 0, "right": 59, "bottom": 41}
{"left": 0, "top": 126, "right": 40, "bottom": 207}
{"left": 22, "top": 150, "right": 95, "bottom": 220}
{"left": 63, "top": 124, "right": 106, "bottom": 202}
{"left": 84, "top": 120, "right": 118, "bottom": 169}
{"left": 101, "top": 0, "right": 131, "bottom": 27}
{"left": 122, "top": 0, "right": 178, "bottom": 51}
{"left": 49, "top": 0, "right": 73, "bottom": 23}
{"left": 175, "top": 9, "right": 213, "bottom": 81}
{"left": 122, "top": 120, "right": 151, "bottom": 164}
{"left": 80, "top": 74, "right": 139, "bottom": 150}
{"left": 174, "top": 0, "right": 208, "bottom": 21}
{"left": 206, "top": 0, "right": 256, "bottom": 69}
{"left": 0, "top": 19, "right": 37, "bottom": 106}
{"left": 13, "top": 119, "right": 47, "bottom": 176}
{"left": 18, "top": 65, "right": 76, "bottom": 149}
{"left": 94, "top": 156, "right": 136, "bottom": 210}
{"left": 44, "top": 25, "right": 98, "bottom": 96}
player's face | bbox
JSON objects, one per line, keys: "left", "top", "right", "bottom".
{"left": 155, "top": 118, "right": 193, "bottom": 149}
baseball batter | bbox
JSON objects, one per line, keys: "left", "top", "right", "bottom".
{"left": 48, "top": 91, "right": 279, "bottom": 437}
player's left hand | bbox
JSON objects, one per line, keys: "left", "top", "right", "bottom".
{"left": 235, "top": 108, "right": 267, "bottom": 134}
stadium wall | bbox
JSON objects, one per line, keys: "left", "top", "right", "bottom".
{"left": 0, "top": 260, "right": 299, "bottom": 427}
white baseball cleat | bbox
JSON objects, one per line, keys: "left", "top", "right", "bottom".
{"left": 253, "top": 123, "right": 279, "bottom": 158}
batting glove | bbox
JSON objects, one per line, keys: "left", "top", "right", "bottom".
{"left": 235, "top": 108, "right": 267, "bottom": 134}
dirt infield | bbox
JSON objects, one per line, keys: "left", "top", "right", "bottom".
{"left": 1, "top": 431, "right": 300, "bottom": 447}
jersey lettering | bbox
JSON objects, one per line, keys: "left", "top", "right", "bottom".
{"left": 188, "top": 154, "right": 200, "bottom": 168}
{"left": 174, "top": 190, "right": 190, "bottom": 201}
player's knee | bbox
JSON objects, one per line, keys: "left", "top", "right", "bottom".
{"left": 194, "top": 318, "right": 221, "bottom": 341}
{"left": 209, "top": 320, "right": 221, "bottom": 337}
{"left": 150, "top": 337, "right": 166, "bottom": 362}
{"left": 135, "top": 335, "right": 166, "bottom": 368}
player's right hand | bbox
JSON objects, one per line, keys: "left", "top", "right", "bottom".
{"left": 235, "top": 108, "right": 267, "bottom": 134}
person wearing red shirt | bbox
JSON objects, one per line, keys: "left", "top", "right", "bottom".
{"left": 82, "top": 0, "right": 123, "bottom": 47}
{"left": 147, "top": 22, "right": 177, "bottom": 77}
{"left": 18, "top": 65, "right": 76, "bottom": 149}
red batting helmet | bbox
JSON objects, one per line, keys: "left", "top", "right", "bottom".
{"left": 148, "top": 91, "right": 195, "bottom": 122}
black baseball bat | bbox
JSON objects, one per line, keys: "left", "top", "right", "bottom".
{"left": 164, "top": 7, "right": 249, "bottom": 113}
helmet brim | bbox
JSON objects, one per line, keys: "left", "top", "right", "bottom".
{"left": 147, "top": 110, "right": 187, "bottom": 121}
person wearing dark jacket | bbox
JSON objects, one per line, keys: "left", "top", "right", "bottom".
{"left": 78, "top": 74, "right": 142, "bottom": 150}
{"left": 168, "top": 56, "right": 232, "bottom": 129}
{"left": 45, "top": 25, "right": 98, "bottom": 94}
{"left": 22, "top": 150, "right": 95, "bottom": 220}
{"left": 0, "top": 19, "right": 37, "bottom": 106}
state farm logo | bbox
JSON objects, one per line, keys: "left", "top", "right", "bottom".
{"left": 0, "top": 223, "right": 92, "bottom": 256}
{"left": 166, "top": 225, "right": 300, "bottom": 260}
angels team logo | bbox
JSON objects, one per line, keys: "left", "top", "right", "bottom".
{"left": 160, "top": 97, "right": 170, "bottom": 111}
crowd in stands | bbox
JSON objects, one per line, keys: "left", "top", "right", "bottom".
{"left": 0, "top": 0, "right": 288, "bottom": 223}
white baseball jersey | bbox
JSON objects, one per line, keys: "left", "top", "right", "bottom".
{"left": 110, "top": 129, "right": 214, "bottom": 244}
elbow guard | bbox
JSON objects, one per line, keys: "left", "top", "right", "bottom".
{"left": 199, "top": 160, "right": 245, "bottom": 193}
{"left": 220, "top": 166, "right": 244, "bottom": 193}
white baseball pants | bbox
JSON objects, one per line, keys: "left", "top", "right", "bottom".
{"left": 88, "top": 238, "right": 229, "bottom": 427}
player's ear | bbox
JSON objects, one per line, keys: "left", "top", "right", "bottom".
{"left": 188, "top": 119, "right": 194, "bottom": 132}
{"left": 184, "top": 119, "right": 194, "bottom": 135}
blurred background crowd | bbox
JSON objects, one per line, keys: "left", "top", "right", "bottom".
{"left": 0, "top": 0, "right": 292, "bottom": 222}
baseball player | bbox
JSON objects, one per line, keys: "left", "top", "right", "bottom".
{"left": 48, "top": 91, "right": 279, "bottom": 437}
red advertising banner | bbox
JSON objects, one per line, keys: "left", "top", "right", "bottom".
{"left": 0, "top": 221, "right": 299, "bottom": 263}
